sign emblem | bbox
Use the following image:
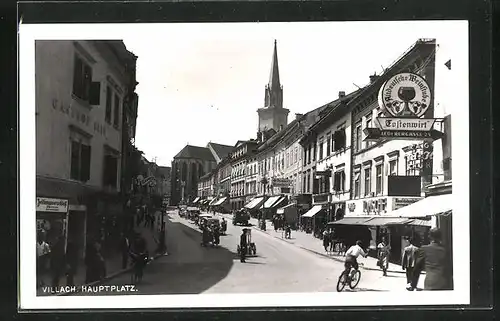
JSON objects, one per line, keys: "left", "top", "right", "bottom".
{"left": 378, "top": 73, "right": 432, "bottom": 118}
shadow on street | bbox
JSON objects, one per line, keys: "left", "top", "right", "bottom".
{"left": 132, "top": 218, "right": 235, "bottom": 295}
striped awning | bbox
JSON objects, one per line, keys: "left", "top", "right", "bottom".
{"left": 260, "top": 196, "right": 281, "bottom": 209}
{"left": 213, "top": 197, "right": 227, "bottom": 206}
{"left": 302, "top": 205, "right": 323, "bottom": 218}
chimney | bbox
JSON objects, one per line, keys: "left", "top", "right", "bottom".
{"left": 369, "top": 73, "right": 379, "bottom": 83}
{"left": 338, "top": 91, "right": 346, "bottom": 99}
{"left": 279, "top": 124, "right": 284, "bottom": 131}
{"left": 295, "top": 113, "right": 304, "bottom": 120}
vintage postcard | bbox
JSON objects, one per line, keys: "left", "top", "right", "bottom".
{"left": 19, "top": 20, "right": 469, "bottom": 309}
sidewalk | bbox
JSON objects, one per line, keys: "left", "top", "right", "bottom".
{"left": 38, "top": 211, "right": 167, "bottom": 296}
{"left": 216, "top": 212, "right": 420, "bottom": 275}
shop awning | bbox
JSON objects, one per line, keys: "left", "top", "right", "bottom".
{"left": 260, "top": 196, "right": 281, "bottom": 209}
{"left": 192, "top": 197, "right": 200, "bottom": 204}
{"left": 328, "top": 217, "right": 372, "bottom": 225}
{"left": 391, "top": 193, "right": 453, "bottom": 218}
{"left": 213, "top": 197, "right": 227, "bottom": 206}
{"left": 302, "top": 205, "right": 323, "bottom": 218}
{"left": 359, "top": 217, "right": 409, "bottom": 226}
{"left": 209, "top": 198, "right": 219, "bottom": 206}
{"left": 244, "top": 197, "right": 259, "bottom": 209}
{"left": 401, "top": 218, "right": 433, "bottom": 227}
{"left": 277, "top": 203, "right": 294, "bottom": 214}
{"left": 269, "top": 196, "right": 287, "bottom": 209}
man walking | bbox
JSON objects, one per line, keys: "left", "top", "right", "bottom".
{"left": 402, "top": 236, "right": 419, "bottom": 290}
{"left": 414, "top": 228, "right": 452, "bottom": 291}
{"left": 240, "top": 229, "right": 248, "bottom": 263}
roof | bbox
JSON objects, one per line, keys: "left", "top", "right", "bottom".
{"left": 174, "top": 145, "right": 215, "bottom": 161}
{"left": 268, "top": 40, "right": 281, "bottom": 90}
{"left": 257, "top": 103, "right": 327, "bottom": 152}
{"left": 157, "top": 166, "right": 171, "bottom": 179}
{"left": 207, "top": 142, "right": 234, "bottom": 160}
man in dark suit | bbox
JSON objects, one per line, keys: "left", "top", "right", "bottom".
{"left": 413, "top": 228, "right": 452, "bottom": 291}
{"left": 240, "top": 229, "right": 248, "bottom": 263}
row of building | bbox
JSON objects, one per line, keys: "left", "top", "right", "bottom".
{"left": 170, "top": 39, "right": 454, "bottom": 264}
{"left": 35, "top": 40, "right": 170, "bottom": 262}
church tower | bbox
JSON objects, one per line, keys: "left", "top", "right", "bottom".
{"left": 257, "top": 40, "right": 290, "bottom": 133}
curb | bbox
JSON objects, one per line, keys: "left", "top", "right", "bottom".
{"left": 53, "top": 251, "right": 168, "bottom": 296}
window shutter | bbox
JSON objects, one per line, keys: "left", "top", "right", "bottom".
{"left": 73, "top": 56, "right": 83, "bottom": 98}
{"left": 89, "top": 82, "right": 101, "bottom": 105}
{"left": 70, "top": 141, "right": 80, "bottom": 180}
{"left": 83, "top": 65, "right": 92, "bottom": 101}
{"left": 81, "top": 144, "right": 91, "bottom": 182}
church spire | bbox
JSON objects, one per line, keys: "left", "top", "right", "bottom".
{"left": 268, "top": 39, "right": 281, "bottom": 90}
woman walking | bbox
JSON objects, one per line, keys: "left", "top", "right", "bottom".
{"left": 377, "top": 237, "right": 391, "bottom": 276}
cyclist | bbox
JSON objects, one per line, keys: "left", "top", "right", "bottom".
{"left": 344, "top": 240, "right": 368, "bottom": 279}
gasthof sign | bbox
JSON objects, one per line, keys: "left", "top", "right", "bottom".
{"left": 378, "top": 72, "right": 432, "bottom": 118}
{"left": 36, "top": 197, "right": 69, "bottom": 213}
{"left": 377, "top": 117, "right": 436, "bottom": 132}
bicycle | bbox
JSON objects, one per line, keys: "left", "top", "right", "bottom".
{"left": 336, "top": 263, "right": 361, "bottom": 292}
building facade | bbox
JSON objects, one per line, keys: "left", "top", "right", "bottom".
{"left": 230, "top": 140, "right": 259, "bottom": 210}
{"left": 303, "top": 91, "right": 359, "bottom": 224}
{"left": 339, "top": 39, "right": 437, "bottom": 259}
{"left": 35, "top": 40, "right": 138, "bottom": 260}
{"left": 170, "top": 142, "right": 233, "bottom": 205}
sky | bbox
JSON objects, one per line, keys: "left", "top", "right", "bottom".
{"left": 119, "top": 21, "right": 463, "bottom": 166}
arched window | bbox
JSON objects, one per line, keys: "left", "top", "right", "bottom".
{"left": 198, "top": 163, "right": 204, "bottom": 178}
{"left": 181, "top": 162, "right": 187, "bottom": 182}
{"left": 191, "top": 163, "right": 197, "bottom": 186}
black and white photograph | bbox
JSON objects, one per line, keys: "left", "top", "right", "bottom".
{"left": 19, "top": 20, "right": 469, "bottom": 309}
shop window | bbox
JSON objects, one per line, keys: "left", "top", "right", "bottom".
{"left": 354, "top": 172, "right": 361, "bottom": 198}
{"left": 113, "top": 94, "right": 120, "bottom": 128}
{"left": 70, "top": 139, "right": 91, "bottom": 182}
{"left": 364, "top": 167, "right": 372, "bottom": 196}
{"left": 333, "top": 129, "right": 347, "bottom": 152}
{"left": 103, "top": 154, "right": 118, "bottom": 188}
{"left": 376, "top": 164, "right": 383, "bottom": 195}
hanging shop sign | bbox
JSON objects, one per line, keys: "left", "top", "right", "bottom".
{"left": 36, "top": 197, "right": 69, "bottom": 213}
{"left": 363, "top": 72, "right": 443, "bottom": 142}
{"left": 271, "top": 178, "right": 291, "bottom": 187}
{"left": 364, "top": 128, "right": 444, "bottom": 140}
{"left": 393, "top": 197, "right": 422, "bottom": 210}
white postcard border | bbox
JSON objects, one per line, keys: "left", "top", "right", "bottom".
{"left": 19, "top": 21, "right": 470, "bottom": 310}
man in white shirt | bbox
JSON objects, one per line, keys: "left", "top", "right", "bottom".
{"left": 344, "top": 240, "right": 368, "bottom": 272}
